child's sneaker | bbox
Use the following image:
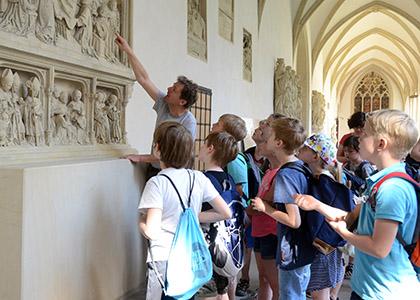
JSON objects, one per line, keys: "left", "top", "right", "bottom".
{"left": 235, "top": 278, "right": 249, "bottom": 297}
{"left": 344, "top": 263, "right": 354, "bottom": 279}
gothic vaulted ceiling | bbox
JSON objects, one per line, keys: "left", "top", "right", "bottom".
{"left": 292, "top": 0, "right": 420, "bottom": 103}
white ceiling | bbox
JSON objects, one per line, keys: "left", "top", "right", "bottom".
{"left": 293, "top": 0, "right": 420, "bottom": 101}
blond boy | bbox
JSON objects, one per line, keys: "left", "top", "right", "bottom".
{"left": 294, "top": 109, "right": 420, "bottom": 299}
{"left": 251, "top": 117, "right": 315, "bottom": 300}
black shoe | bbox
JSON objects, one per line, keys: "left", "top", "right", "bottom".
{"left": 235, "top": 278, "right": 249, "bottom": 297}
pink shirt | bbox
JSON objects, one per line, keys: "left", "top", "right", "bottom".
{"left": 251, "top": 168, "right": 279, "bottom": 237}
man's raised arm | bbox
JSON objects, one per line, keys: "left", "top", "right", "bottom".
{"left": 115, "top": 33, "right": 159, "bottom": 101}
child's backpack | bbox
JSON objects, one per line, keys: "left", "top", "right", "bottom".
{"left": 239, "top": 151, "right": 264, "bottom": 199}
{"left": 284, "top": 161, "right": 356, "bottom": 255}
{"left": 368, "top": 171, "right": 420, "bottom": 273}
{"left": 204, "top": 172, "right": 246, "bottom": 278}
{"left": 342, "top": 167, "right": 366, "bottom": 197}
{"left": 151, "top": 172, "right": 213, "bottom": 299}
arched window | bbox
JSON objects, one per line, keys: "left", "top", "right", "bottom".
{"left": 354, "top": 72, "right": 390, "bottom": 112}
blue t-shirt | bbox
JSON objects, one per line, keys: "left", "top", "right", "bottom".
{"left": 273, "top": 160, "right": 316, "bottom": 270}
{"left": 227, "top": 154, "right": 249, "bottom": 199}
{"left": 352, "top": 163, "right": 420, "bottom": 299}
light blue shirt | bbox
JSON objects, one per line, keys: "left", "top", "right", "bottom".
{"left": 227, "top": 154, "right": 248, "bottom": 199}
{"left": 351, "top": 163, "right": 420, "bottom": 299}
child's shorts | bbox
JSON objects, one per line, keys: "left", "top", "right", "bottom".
{"left": 253, "top": 234, "right": 277, "bottom": 259}
{"left": 195, "top": 272, "right": 229, "bottom": 297}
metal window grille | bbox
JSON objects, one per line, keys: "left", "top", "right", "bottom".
{"left": 190, "top": 86, "right": 212, "bottom": 171}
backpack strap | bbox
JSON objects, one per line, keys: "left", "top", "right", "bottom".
{"left": 160, "top": 170, "right": 195, "bottom": 210}
{"left": 148, "top": 170, "right": 196, "bottom": 291}
{"left": 205, "top": 171, "right": 234, "bottom": 193}
{"left": 369, "top": 171, "right": 420, "bottom": 248}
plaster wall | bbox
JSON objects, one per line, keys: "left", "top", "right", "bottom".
{"left": 0, "top": 159, "right": 146, "bottom": 300}
{"left": 125, "top": 0, "right": 294, "bottom": 153}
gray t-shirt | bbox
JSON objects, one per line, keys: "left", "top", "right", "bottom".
{"left": 151, "top": 91, "right": 197, "bottom": 168}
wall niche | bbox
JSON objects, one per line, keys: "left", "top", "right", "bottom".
{"left": 0, "top": 0, "right": 135, "bottom": 165}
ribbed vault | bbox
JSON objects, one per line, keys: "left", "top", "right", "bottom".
{"left": 292, "top": 0, "right": 420, "bottom": 125}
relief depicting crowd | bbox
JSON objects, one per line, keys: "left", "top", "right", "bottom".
{"left": 0, "top": 68, "right": 123, "bottom": 147}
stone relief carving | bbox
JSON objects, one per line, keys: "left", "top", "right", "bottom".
{"left": 311, "top": 90, "right": 326, "bottom": 133}
{"left": 0, "top": 67, "right": 129, "bottom": 150}
{"left": 0, "top": 1, "right": 133, "bottom": 165}
{"left": 243, "top": 29, "right": 252, "bottom": 82}
{"left": 274, "top": 58, "right": 302, "bottom": 120}
{"left": 0, "top": 0, "right": 126, "bottom": 64}
{"left": 219, "top": 0, "right": 233, "bottom": 42}
{"left": 187, "top": 0, "right": 207, "bottom": 61}
{"left": 24, "top": 76, "right": 44, "bottom": 146}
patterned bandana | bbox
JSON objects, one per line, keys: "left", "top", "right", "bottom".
{"left": 304, "top": 133, "right": 337, "bottom": 164}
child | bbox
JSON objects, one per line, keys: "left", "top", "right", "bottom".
{"left": 196, "top": 131, "right": 240, "bottom": 300}
{"left": 343, "top": 135, "right": 374, "bottom": 180}
{"left": 296, "top": 133, "right": 344, "bottom": 300}
{"left": 236, "top": 120, "right": 269, "bottom": 297}
{"left": 211, "top": 113, "right": 248, "bottom": 299}
{"left": 294, "top": 109, "right": 420, "bottom": 299}
{"left": 337, "top": 111, "right": 366, "bottom": 163}
{"left": 137, "top": 121, "right": 232, "bottom": 300}
{"left": 246, "top": 122, "right": 281, "bottom": 300}
{"left": 342, "top": 135, "right": 374, "bottom": 279}
{"left": 251, "top": 117, "right": 316, "bottom": 300}
{"left": 405, "top": 139, "right": 420, "bottom": 182}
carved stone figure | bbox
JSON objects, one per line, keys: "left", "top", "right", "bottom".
{"left": 24, "top": 77, "right": 44, "bottom": 146}
{"left": 92, "top": 4, "right": 108, "bottom": 58}
{"left": 0, "top": 0, "right": 32, "bottom": 35}
{"left": 93, "top": 91, "right": 109, "bottom": 144}
{"left": 274, "top": 59, "right": 303, "bottom": 120}
{"left": 188, "top": 0, "right": 206, "bottom": 40}
{"left": 54, "top": 0, "right": 78, "bottom": 40}
{"left": 35, "top": 0, "right": 55, "bottom": 43}
{"left": 106, "top": 94, "right": 121, "bottom": 143}
{"left": 51, "top": 90, "right": 75, "bottom": 144}
{"left": 312, "top": 90, "right": 326, "bottom": 133}
{"left": 243, "top": 31, "right": 252, "bottom": 82}
{"left": 68, "top": 89, "right": 87, "bottom": 144}
{"left": 75, "top": 0, "right": 94, "bottom": 56}
{"left": 10, "top": 72, "right": 25, "bottom": 144}
{"left": 187, "top": 0, "right": 207, "bottom": 60}
{"left": 107, "top": 0, "right": 120, "bottom": 62}
{"left": 0, "top": 69, "right": 13, "bottom": 146}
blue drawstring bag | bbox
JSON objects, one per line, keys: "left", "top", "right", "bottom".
{"left": 155, "top": 172, "right": 212, "bottom": 300}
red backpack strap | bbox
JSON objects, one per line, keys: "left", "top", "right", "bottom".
{"left": 369, "top": 172, "right": 418, "bottom": 212}
{"left": 369, "top": 171, "right": 420, "bottom": 249}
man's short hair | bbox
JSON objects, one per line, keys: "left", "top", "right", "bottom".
{"left": 206, "top": 132, "right": 239, "bottom": 168}
{"left": 153, "top": 121, "right": 194, "bottom": 168}
{"left": 220, "top": 114, "right": 247, "bottom": 142}
{"left": 269, "top": 113, "right": 286, "bottom": 121}
{"left": 347, "top": 111, "right": 366, "bottom": 129}
{"left": 177, "top": 75, "right": 198, "bottom": 109}
{"left": 272, "top": 117, "right": 307, "bottom": 155}
{"left": 366, "top": 109, "right": 418, "bottom": 160}
{"left": 343, "top": 135, "right": 360, "bottom": 152}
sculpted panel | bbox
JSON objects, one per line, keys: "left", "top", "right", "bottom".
{"left": 0, "top": 0, "right": 126, "bottom": 64}
{"left": 243, "top": 29, "right": 252, "bottom": 82}
{"left": 0, "top": 0, "right": 134, "bottom": 164}
{"left": 187, "top": 0, "right": 207, "bottom": 61}
{"left": 273, "top": 58, "right": 302, "bottom": 120}
{"left": 311, "top": 90, "right": 326, "bottom": 133}
{"left": 219, "top": 0, "right": 233, "bottom": 42}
